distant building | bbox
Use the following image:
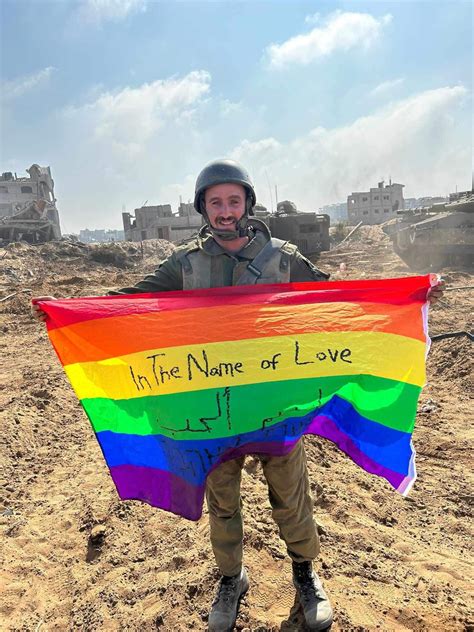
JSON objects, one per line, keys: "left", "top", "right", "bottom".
{"left": 122, "top": 203, "right": 202, "bottom": 243}
{"left": 177, "top": 202, "right": 197, "bottom": 217}
{"left": 347, "top": 181, "right": 404, "bottom": 225}
{"left": 318, "top": 202, "right": 347, "bottom": 222}
{"left": 0, "top": 164, "right": 61, "bottom": 242}
{"left": 79, "top": 228, "right": 124, "bottom": 243}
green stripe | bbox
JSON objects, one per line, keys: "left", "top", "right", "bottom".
{"left": 81, "top": 375, "right": 421, "bottom": 440}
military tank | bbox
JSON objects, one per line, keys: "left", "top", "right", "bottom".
{"left": 253, "top": 200, "right": 330, "bottom": 256}
{"left": 383, "top": 191, "right": 474, "bottom": 269}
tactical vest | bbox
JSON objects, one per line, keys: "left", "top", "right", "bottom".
{"left": 176, "top": 238, "right": 298, "bottom": 289}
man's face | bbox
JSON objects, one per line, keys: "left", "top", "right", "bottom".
{"left": 204, "top": 183, "right": 246, "bottom": 231}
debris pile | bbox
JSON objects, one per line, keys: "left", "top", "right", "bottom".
{"left": 0, "top": 238, "right": 176, "bottom": 314}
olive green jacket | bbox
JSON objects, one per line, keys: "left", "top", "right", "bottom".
{"left": 111, "top": 221, "right": 328, "bottom": 294}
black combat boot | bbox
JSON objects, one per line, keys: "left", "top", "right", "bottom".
{"left": 208, "top": 567, "right": 249, "bottom": 632}
{"left": 292, "top": 561, "right": 333, "bottom": 631}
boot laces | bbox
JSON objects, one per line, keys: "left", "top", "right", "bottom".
{"left": 294, "top": 564, "right": 323, "bottom": 602}
{"left": 216, "top": 575, "right": 239, "bottom": 606}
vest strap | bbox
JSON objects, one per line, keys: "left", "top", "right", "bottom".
{"left": 235, "top": 238, "right": 287, "bottom": 285}
{"left": 278, "top": 241, "right": 297, "bottom": 273}
{"left": 178, "top": 252, "right": 193, "bottom": 275}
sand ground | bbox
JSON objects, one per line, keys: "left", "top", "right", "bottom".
{"left": 1, "top": 229, "right": 472, "bottom": 631}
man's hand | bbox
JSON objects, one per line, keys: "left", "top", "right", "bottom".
{"left": 427, "top": 279, "right": 445, "bottom": 305}
{"left": 31, "top": 296, "right": 56, "bottom": 322}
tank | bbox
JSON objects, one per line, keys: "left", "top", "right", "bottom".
{"left": 383, "top": 191, "right": 474, "bottom": 269}
{"left": 254, "top": 200, "right": 330, "bottom": 256}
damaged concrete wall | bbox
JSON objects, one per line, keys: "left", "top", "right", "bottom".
{"left": 0, "top": 164, "right": 62, "bottom": 243}
{"left": 123, "top": 204, "right": 202, "bottom": 244}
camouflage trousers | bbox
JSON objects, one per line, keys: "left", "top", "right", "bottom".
{"left": 205, "top": 439, "right": 319, "bottom": 577}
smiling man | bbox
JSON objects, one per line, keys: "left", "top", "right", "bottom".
{"left": 108, "top": 159, "right": 334, "bottom": 631}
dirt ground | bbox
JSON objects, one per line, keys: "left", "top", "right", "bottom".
{"left": 1, "top": 229, "right": 472, "bottom": 631}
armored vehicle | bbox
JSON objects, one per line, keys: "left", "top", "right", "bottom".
{"left": 383, "top": 191, "right": 474, "bottom": 269}
{"left": 254, "top": 200, "right": 330, "bottom": 256}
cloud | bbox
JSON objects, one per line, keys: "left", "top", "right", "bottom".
{"left": 51, "top": 70, "right": 212, "bottom": 230}
{"left": 371, "top": 77, "right": 405, "bottom": 97}
{"left": 219, "top": 99, "right": 243, "bottom": 117}
{"left": 229, "top": 86, "right": 469, "bottom": 209}
{"left": 63, "top": 70, "right": 211, "bottom": 156}
{"left": 266, "top": 11, "right": 392, "bottom": 68}
{"left": 1, "top": 66, "right": 55, "bottom": 100}
{"left": 231, "top": 138, "right": 283, "bottom": 164}
{"left": 159, "top": 173, "right": 197, "bottom": 207}
{"left": 304, "top": 13, "right": 320, "bottom": 25}
{"left": 77, "top": 0, "right": 147, "bottom": 25}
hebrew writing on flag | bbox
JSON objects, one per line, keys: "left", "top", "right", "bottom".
{"left": 37, "top": 275, "right": 435, "bottom": 521}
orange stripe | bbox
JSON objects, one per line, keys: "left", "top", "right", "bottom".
{"left": 49, "top": 301, "right": 426, "bottom": 366}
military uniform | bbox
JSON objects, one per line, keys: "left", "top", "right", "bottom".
{"left": 111, "top": 219, "right": 328, "bottom": 294}
{"left": 113, "top": 219, "right": 328, "bottom": 578}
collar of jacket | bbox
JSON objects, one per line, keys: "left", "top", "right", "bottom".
{"left": 196, "top": 218, "right": 272, "bottom": 260}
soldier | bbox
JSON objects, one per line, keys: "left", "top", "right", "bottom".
{"left": 32, "top": 159, "right": 445, "bottom": 632}
{"left": 107, "top": 159, "right": 334, "bottom": 631}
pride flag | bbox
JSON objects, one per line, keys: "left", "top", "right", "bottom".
{"left": 38, "top": 275, "right": 434, "bottom": 520}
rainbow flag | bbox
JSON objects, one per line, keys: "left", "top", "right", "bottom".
{"left": 38, "top": 275, "right": 434, "bottom": 520}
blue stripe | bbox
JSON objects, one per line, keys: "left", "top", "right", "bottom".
{"left": 96, "top": 396, "right": 413, "bottom": 485}
{"left": 322, "top": 395, "right": 413, "bottom": 471}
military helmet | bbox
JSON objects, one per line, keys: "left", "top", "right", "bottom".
{"left": 194, "top": 159, "right": 257, "bottom": 214}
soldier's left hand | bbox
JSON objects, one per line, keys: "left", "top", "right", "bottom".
{"left": 427, "top": 279, "right": 445, "bottom": 305}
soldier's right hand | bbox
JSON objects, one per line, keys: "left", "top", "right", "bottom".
{"left": 31, "top": 296, "right": 57, "bottom": 322}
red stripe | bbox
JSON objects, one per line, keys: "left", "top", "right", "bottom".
{"left": 39, "top": 275, "right": 433, "bottom": 331}
{"left": 48, "top": 301, "right": 426, "bottom": 365}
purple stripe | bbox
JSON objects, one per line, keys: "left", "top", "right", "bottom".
{"left": 109, "top": 442, "right": 304, "bottom": 520}
{"left": 397, "top": 440, "right": 417, "bottom": 496}
{"left": 109, "top": 443, "right": 302, "bottom": 521}
{"left": 110, "top": 464, "right": 205, "bottom": 521}
{"left": 304, "top": 415, "right": 408, "bottom": 490}
{"left": 109, "top": 415, "right": 412, "bottom": 521}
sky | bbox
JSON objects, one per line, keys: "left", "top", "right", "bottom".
{"left": 1, "top": 0, "right": 472, "bottom": 233}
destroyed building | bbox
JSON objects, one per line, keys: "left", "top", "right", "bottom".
{"left": 0, "top": 164, "right": 61, "bottom": 243}
{"left": 79, "top": 228, "right": 124, "bottom": 243}
{"left": 347, "top": 181, "right": 405, "bottom": 225}
{"left": 122, "top": 202, "right": 202, "bottom": 243}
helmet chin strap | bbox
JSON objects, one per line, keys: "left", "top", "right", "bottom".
{"left": 201, "top": 197, "right": 253, "bottom": 241}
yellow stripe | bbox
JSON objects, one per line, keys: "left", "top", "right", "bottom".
{"left": 65, "top": 331, "right": 426, "bottom": 400}
{"left": 66, "top": 332, "right": 425, "bottom": 399}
